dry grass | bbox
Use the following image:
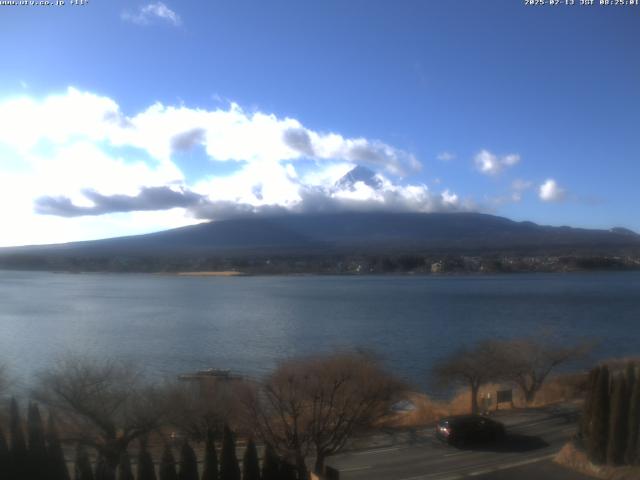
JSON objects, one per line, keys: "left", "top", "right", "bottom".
{"left": 448, "top": 374, "right": 588, "bottom": 411}
{"left": 554, "top": 442, "right": 602, "bottom": 478}
{"left": 384, "top": 372, "right": 589, "bottom": 428}
{"left": 382, "top": 392, "right": 450, "bottom": 428}
{"left": 380, "top": 387, "right": 494, "bottom": 428}
{"left": 598, "top": 356, "right": 640, "bottom": 372}
{"left": 554, "top": 442, "right": 640, "bottom": 480}
{"left": 525, "top": 373, "right": 589, "bottom": 407}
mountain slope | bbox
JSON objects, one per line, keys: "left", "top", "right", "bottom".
{"left": 2, "top": 212, "right": 639, "bottom": 257}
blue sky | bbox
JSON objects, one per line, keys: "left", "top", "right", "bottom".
{"left": 0, "top": 0, "right": 638, "bottom": 246}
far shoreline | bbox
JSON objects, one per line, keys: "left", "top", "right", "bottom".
{"left": 1, "top": 268, "right": 639, "bottom": 278}
{"left": 162, "top": 271, "right": 247, "bottom": 277}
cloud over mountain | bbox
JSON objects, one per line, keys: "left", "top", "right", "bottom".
{"left": 281, "top": 128, "right": 421, "bottom": 176}
{"left": 0, "top": 87, "right": 468, "bottom": 239}
{"left": 474, "top": 150, "right": 520, "bottom": 176}
{"left": 0, "top": 86, "right": 552, "bottom": 246}
{"left": 34, "top": 165, "right": 465, "bottom": 221}
{"left": 35, "top": 187, "right": 205, "bottom": 217}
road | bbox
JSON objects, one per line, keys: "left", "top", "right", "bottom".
{"left": 326, "top": 405, "right": 591, "bottom": 480}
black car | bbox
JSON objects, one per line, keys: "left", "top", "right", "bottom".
{"left": 435, "top": 415, "right": 506, "bottom": 446}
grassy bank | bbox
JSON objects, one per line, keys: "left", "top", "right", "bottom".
{"left": 384, "top": 372, "right": 589, "bottom": 428}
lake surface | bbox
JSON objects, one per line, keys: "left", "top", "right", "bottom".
{"left": 1, "top": 270, "right": 639, "bottom": 390}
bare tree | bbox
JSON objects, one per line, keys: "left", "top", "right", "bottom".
{"left": 433, "top": 336, "right": 591, "bottom": 413}
{"left": 493, "top": 336, "right": 591, "bottom": 404}
{"left": 242, "top": 352, "right": 403, "bottom": 477}
{"left": 432, "top": 340, "right": 504, "bottom": 414}
{"left": 161, "top": 377, "right": 244, "bottom": 443}
{"left": 0, "top": 364, "right": 7, "bottom": 394}
{"left": 33, "top": 355, "right": 166, "bottom": 473}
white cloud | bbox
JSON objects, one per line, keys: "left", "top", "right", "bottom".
{"left": 512, "top": 179, "right": 533, "bottom": 191}
{"left": 441, "top": 189, "right": 459, "bottom": 206}
{"left": 0, "top": 87, "right": 451, "bottom": 246}
{"left": 301, "top": 162, "right": 354, "bottom": 187}
{"left": 510, "top": 178, "right": 533, "bottom": 202}
{"left": 96, "top": 100, "right": 419, "bottom": 175}
{"left": 0, "top": 86, "right": 417, "bottom": 173}
{"left": 437, "top": 151, "right": 455, "bottom": 162}
{"left": 0, "top": 88, "right": 123, "bottom": 153}
{"left": 484, "top": 178, "right": 534, "bottom": 206}
{"left": 282, "top": 127, "right": 421, "bottom": 176}
{"left": 0, "top": 169, "right": 198, "bottom": 247}
{"left": 474, "top": 149, "right": 520, "bottom": 175}
{"left": 189, "top": 161, "right": 463, "bottom": 220}
{"left": 122, "top": 2, "right": 182, "bottom": 27}
{"left": 502, "top": 154, "right": 520, "bottom": 166}
{"left": 538, "top": 179, "right": 566, "bottom": 202}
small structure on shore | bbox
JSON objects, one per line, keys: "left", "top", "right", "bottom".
{"left": 178, "top": 368, "right": 243, "bottom": 381}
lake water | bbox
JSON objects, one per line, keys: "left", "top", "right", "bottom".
{"left": 1, "top": 270, "right": 639, "bottom": 390}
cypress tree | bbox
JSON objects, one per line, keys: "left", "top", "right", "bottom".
{"left": 159, "top": 444, "right": 178, "bottom": 480}
{"left": 28, "top": 402, "right": 48, "bottom": 480}
{"left": 588, "top": 365, "right": 610, "bottom": 464}
{"left": 242, "top": 438, "right": 260, "bottom": 480}
{"left": 219, "top": 425, "right": 240, "bottom": 480}
{"left": 625, "top": 363, "right": 636, "bottom": 396}
{"left": 580, "top": 367, "right": 600, "bottom": 439}
{"left": 47, "top": 412, "right": 71, "bottom": 480}
{"left": 625, "top": 363, "right": 640, "bottom": 465}
{"left": 117, "top": 452, "right": 135, "bottom": 480}
{"left": 75, "top": 445, "right": 95, "bottom": 480}
{"left": 260, "top": 444, "right": 279, "bottom": 480}
{"left": 94, "top": 454, "right": 108, "bottom": 480}
{"left": 10, "top": 397, "right": 29, "bottom": 479}
{"left": 95, "top": 453, "right": 116, "bottom": 480}
{"left": 0, "top": 426, "right": 9, "bottom": 480}
{"left": 201, "top": 437, "right": 218, "bottom": 480}
{"left": 137, "top": 437, "right": 157, "bottom": 480}
{"left": 279, "top": 460, "right": 297, "bottom": 480}
{"left": 178, "top": 441, "right": 199, "bottom": 480}
{"left": 607, "top": 374, "right": 628, "bottom": 465}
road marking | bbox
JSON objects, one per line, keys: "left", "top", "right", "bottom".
{"left": 339, "top": 465, "right": 372, "bottom": 472}
{"left": 398, "top": 452, "right": 555, "bottom": 480}
{"left": 467, "top": 453, "right": 556, "bottom": 477}
{"left": 443, "top": 451, "right": 467, "bottom": 457}
{"left": 400, "top": 473, "right": 464, "bottom": 480}
{"left": 350, "top": 446, "right": 401, "bottom": 456}
{"left": 510, "top": 420, "right": 559, "bottom": 431}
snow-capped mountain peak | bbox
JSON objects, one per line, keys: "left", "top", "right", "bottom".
{"left": 334, "top": 165, "right": 383, "bottom": 191}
